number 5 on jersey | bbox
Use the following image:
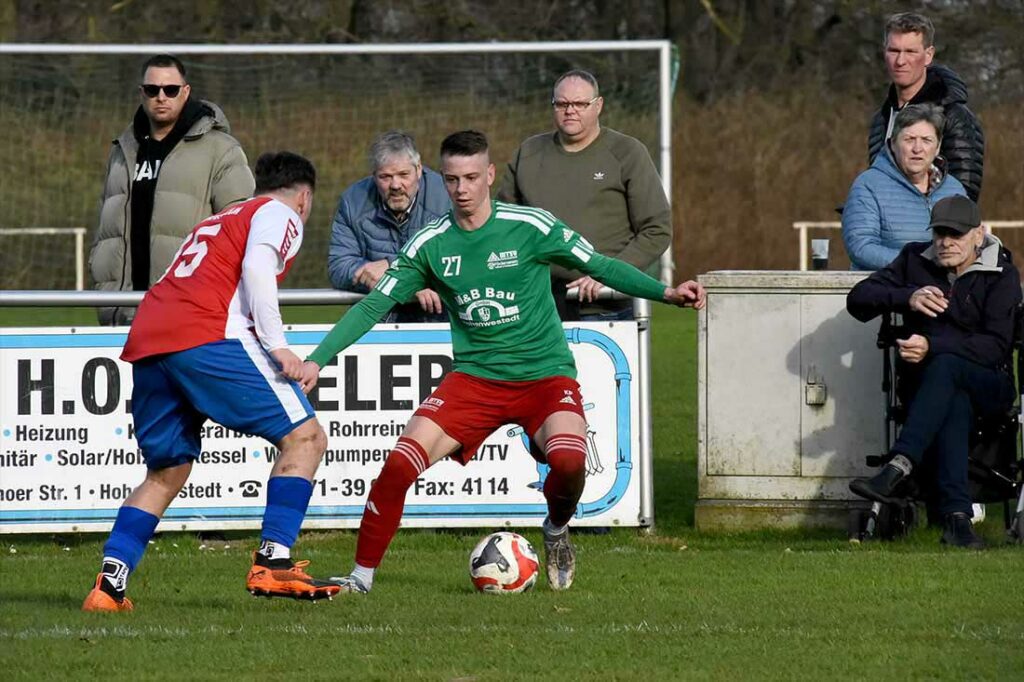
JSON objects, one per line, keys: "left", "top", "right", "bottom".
{"left": 166, "top": 224, "right": 222, "bottom": 279}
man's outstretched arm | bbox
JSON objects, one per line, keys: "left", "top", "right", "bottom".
{"left": 546, "top": 229, "right": 704, "bottom": 309}
{"left": 300, "top": 290, "right": 397, "bottom": 390}
{"left": 583, "top": 253, "right": 705, "bottom": 309}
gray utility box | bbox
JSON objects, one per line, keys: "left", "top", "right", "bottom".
{"left": 696, "top": 271, "right": 882, "bottom": 530}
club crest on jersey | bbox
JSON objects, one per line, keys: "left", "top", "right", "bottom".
{"left": 486, "top": 250, "right": 519, "bottom": 270}
{"left": 455, "top": 287, "right": 520, "bottom": 327}
{"left": 562, "top": 228, "right": 573, "bottom": 242}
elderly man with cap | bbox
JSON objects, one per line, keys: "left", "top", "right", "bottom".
{"left": 846, "top": 196, "right": 1021, "bottom": 549}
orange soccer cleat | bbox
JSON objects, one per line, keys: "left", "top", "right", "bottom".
{"left": 82, "top": 573, "right": 135, "bottom": 613}
{"left": 246, "top": 552, "right": 341, "bottom": 601}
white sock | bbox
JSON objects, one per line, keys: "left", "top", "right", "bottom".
{"left": 351, "top": 563, "right": 375, "bottom": 589}
{"left": 889, "top": 454, "right": 914, "bottom": 476}
{"left": 543, "top": 517, "right": 568, "bottom": 538}
{"left": 258, "top": 540, "right": 290, "bottom": 560}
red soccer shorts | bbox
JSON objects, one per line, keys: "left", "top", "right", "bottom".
{"left": 412, "top": 371, "right": 586, "bottom": 464}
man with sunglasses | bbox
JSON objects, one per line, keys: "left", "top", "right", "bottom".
{"left": 499, "top": 69, "right": 671, "bottom": 321}
{"left": 91, "top": 53, "right": 254, "bottom": 325}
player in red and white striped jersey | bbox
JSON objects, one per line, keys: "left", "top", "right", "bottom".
{"left": 83, "top": 152, "right": 339, "bottom": 613}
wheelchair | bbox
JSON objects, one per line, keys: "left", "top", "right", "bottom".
{"left": 849, "top": 312, "right": 1024, "bottom": 543}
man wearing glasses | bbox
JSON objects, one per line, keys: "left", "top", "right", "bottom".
{"left": 499, "top": 69, "right": 671, "bottom": 320}
{"left": 91, "top": 53, "right": 254, "bottom": 325}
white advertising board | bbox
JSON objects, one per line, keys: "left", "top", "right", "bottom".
{"left": 0, "top": 323, "right": 642, "bottom": 533}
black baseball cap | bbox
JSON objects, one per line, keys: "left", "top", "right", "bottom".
{"left": 929, "top": 195, "right": 981, "bottom": 235}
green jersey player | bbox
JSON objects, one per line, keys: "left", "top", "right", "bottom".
{"left": 301, "top": 130, "right": 704, "bottom": 593}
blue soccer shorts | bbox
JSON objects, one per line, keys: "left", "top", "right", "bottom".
{"left": 130, "top": 336, "right": 314, "bottom": 470}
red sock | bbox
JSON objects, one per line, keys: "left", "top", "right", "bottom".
{"left": 542, "top": 434, "right": 588, "bottom": 527}
{"left": 355, "top": 437, "right": 430, "bottom": 568}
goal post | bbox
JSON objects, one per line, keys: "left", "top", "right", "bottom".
{"left": 0, "top": 41, "right": 675, "bottom": 290}
{"left": 0, "top": 227, "right": 87, "bottom": 291}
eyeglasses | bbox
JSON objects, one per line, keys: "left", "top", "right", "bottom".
{"left": 140, "top": 84, "right": 184, "bottom": 98}
{"left": 552, "top": 96, "right": 599, "bottom": 112}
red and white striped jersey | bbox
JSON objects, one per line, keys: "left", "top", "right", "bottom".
{"left": 121, "top": 196, "right": 303, "bottom": 362}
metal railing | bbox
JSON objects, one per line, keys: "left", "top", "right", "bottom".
{"left": 794, "top": 220, "right": 1024, "bottom": 271}
{"left": 0, "top": 227, "right": 87, "bottom": 290}
{"left": 0, "top": 287, "right": 630, "bottom": 307}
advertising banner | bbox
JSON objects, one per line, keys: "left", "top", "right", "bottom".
{"left": 0, "top": 323, "right": 642, "bottom": 533}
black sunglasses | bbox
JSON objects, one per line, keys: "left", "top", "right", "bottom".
{"left": 140, "top": 84, "right": 184, "bottom": 98}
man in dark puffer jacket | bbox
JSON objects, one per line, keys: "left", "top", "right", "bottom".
{"left": 866, "top": 12, "right": 984, "bottom": 202}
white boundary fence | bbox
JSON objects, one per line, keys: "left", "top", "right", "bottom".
{"left": 794, "top": 220, "right": 1024, "bottom": 271}
{"left": 0, "top": 227, "right": 87, "bottom": 290}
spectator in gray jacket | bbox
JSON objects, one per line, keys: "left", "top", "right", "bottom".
{"left": 327, "top": 131, "right": 450, "bottom": 322}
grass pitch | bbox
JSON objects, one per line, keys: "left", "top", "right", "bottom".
{"left": 1, "top": 306, "right": 1022, "bottom": 680}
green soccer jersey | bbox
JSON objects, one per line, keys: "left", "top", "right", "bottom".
{"left": 308, "top": 200, "right": 667, "bottom": 381}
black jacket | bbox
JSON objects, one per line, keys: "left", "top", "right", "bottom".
{"left": 847, "top": 238, "right": 1021, "bottom": 369}
{"left": 867, "top": 64, "right": 985, "bottom": 202}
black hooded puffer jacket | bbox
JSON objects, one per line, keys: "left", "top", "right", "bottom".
{"left": 867, "top": 64, "right": 985, "bottom": 202}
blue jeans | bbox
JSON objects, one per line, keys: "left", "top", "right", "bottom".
{"left": 893, "top": 353, "right": 1014, "bottom": 515}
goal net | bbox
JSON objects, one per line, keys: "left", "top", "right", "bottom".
{"left": 0, "top": 43, "right": 670, "bottom": 290}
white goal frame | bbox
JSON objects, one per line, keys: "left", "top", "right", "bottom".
{"left": 0, "top": 40, "right": 676, "bottom": 286}
{"left": 0, "top": 227, "right": 87, "bottom": 290}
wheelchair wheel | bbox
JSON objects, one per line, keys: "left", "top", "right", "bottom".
{"left": 878, "top": 502, "right": 918, "bottom": 540}
{"left": 1009, "top": 511, "right": 1024, "bottom": 544}
{"left": 847, "top": 508, "right": 870, "bottom": 542}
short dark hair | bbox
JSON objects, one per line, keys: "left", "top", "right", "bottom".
{"left": 884, "top": 12, "right": 935, "bottom": 49}
{"left": 440, "top": 130, "right": 489, "bottom": 158}
{"left": 140, "top": 54, "right": 187, "bottom": 80}
{"left": 553, "top": 69, "right": 600, "bottom": 97}
{"left": 891, "top": 103, "right": 945, "bottom": 141}
{"left": 254, "top": 151, "right": 317, "bottom": 193}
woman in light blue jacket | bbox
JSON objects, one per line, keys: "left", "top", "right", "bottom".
{"left": 842, "top": 103, "right": 967, "bottom": 271}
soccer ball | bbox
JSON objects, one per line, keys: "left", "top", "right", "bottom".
{"left": 468, "top": 531, "right": 539, "bottom": 594}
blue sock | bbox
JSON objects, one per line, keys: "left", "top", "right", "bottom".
{"left": 102, "top": 506, "right": 160, "bottom": 572}
{"left": 261, "top": 476, "right": 313, "bottom": 548}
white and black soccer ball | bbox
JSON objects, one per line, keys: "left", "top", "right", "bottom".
{"left": 468, "top": 531, "right": 539, "bottom": 594}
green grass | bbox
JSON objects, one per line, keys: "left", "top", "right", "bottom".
{"left": 1, "top": 307, "right": 1022, "bottom": 679}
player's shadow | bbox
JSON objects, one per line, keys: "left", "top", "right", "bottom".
{"left": 784, "top": 308, "right": 883, "bottom": 484}
{"left": 0, "top": 589, "right": 82, "bottom": 609}
{"left": 166, "top": 595, "right": 237, "bottom": 610}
